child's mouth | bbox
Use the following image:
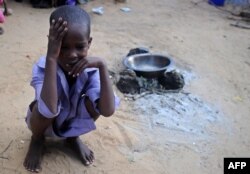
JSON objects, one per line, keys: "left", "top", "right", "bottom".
{"left": 66, "top": 61, "right": 78, "bottom": 67}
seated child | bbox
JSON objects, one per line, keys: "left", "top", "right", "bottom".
{"left": 23, "top": 5, "right": 119, "bottom": 173}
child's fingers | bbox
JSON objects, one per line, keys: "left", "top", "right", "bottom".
{"left": 74, "top": 64, "right": 87, "bottom": 77}
{"left": 54, "top": 17, "right": 63, "bottom": 30}
{"left": 57, "top": 21, "right": 67, "bottom": 33}
{"left": 70, "top": 61, "right": 87, "bottom": 77}
{"left": 70, "top": 62, "right": 82, "bottom": 77}
{"left": 49, "top": 19, "right": 56, "bottom": 35}
{"left": 56, "top": 21, "right": 67, "bottom": 39}
{"left": 57, "top": 27, "right": 68, "bottom": 40}
{"left": 51, "top": 19, "right": 56, "bottom": 27}
{"left": 49, "top": 18, "right": 64, "bottom": 40}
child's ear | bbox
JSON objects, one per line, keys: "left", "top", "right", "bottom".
{"left": 88, "top": 37, "right": 92, "bottom": 48}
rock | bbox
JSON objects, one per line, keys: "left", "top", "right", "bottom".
{"left": 158, "top": 70, "right": 185, "bottom": 90}
{"left": 116, "top": 76, "right": 140, "bottom": 94}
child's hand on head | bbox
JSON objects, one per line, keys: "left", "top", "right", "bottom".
{"left": 47, "top": 17, "right": 68, "bottom": 59}
{"left": 69, "top": 57, "right": 106, "bottom": 77}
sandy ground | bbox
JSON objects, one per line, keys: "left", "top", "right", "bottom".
{"left": 0, "top": 0, "right": 250, "bottom": 173}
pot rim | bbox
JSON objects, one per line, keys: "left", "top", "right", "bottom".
{"left": 123, "top": 53, "right": 173, "bottom": 72}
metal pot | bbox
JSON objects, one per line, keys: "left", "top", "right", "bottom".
{"left": 123, "top": 53, "right": 172, "bottom": 78}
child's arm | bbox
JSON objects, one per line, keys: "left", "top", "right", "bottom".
{"left": 40, "top": 18, "right": 67, "bottom": 114}
{"left": 97, "top": 62, "right": 115, "bottom": 116}
{"left": 70, "top": 57, "right": 115, "bottom": 116}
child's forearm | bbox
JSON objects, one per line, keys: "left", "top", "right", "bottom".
{"left": 39, "top": 18, "right": 67, "bottom": 115}
{"left": 98, "top": 63, "right": 115, "bottom": 116}
{"left": 40, "top": 57, "right": 58, "bottom": 114}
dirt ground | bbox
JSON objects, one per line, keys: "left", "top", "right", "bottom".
{"left": 0, "top": 0, "right": 250, "bottom": 173}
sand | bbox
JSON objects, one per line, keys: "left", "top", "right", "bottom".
{"left": 0, "top": 0, "right": 250, "bottom": 173}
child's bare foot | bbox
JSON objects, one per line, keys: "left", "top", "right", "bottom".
{"left": 66, "top": 137, "right": 94, "bottom": 166}
{"left": 23, "top": 136, "right": 44, "bottom": 173}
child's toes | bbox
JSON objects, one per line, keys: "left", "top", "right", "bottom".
{"left": 89, "top": 152, "right": 95, "bottom": 162}
{"left": 84, "top": 160, "right": 90, "bottom": 166}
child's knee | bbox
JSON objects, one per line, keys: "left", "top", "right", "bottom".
{"left": 29, "top": 101, "right": 54, "bottom": 127}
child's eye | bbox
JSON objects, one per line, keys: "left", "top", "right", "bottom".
{"left": 76, "top": 45, "right": 86, "bottom": 50}
{"left": 61, "top": 46, "right": 69, "bottom": 50}
{"left": 77, "top": 46, "right": 84, "bottom": 49}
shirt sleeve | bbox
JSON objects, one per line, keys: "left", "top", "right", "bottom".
{"left": 85, "top": 69, "right": 120, "bottom": 114}
{"left": 85, "top": 69, "right": 101, "bottom": 113}
{"left": 30, "top": 64, "right": 61, "bottom": 118}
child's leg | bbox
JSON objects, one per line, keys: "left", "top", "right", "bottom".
{"left": 66, "top": 97, "right": 100, "bottom": 166}
{"left": 3, "top": 0, "right": 12, "bottom": 16}
{"left": 23, "top": 102, "right": 54, "bottom": 172}
{"left": 0, "top": 27, "right": 3, "bottom": 35}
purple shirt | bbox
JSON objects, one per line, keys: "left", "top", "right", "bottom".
{"left": 26, "top": 56, "right": 119, "bottom": 137}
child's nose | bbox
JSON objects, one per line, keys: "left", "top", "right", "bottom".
{"left": 68, "top": 50, "right": 77, "bottom": 59}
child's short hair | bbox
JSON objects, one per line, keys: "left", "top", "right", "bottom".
{"left": 50, "top": 5, "right": 91, "bottom": 37}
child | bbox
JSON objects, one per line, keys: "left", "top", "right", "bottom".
{"left": 23, "top": 5, "right": 119, "bottom": 173}
{"left": 0, "top": 0, "right": 12, "bottom": 35}
{"left": 0, "top": 0, "right": 5, "bottom": 34}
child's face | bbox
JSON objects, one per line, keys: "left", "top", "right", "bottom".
{"left": 58, "top": 24, "right": 92, "bottom": 73}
